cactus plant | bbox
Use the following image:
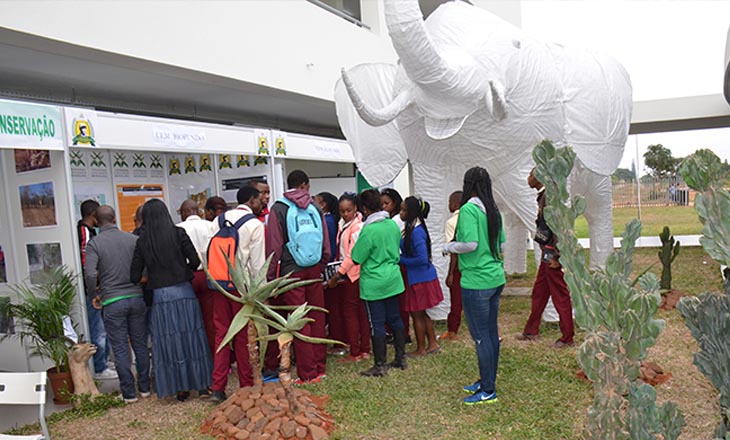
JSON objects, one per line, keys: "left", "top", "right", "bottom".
{"left": 676, "top": 149, "right": 730, "bottom": 439}
{"left": 203, "top": 253, "right": 321, "bottom": 386}
{"left": 533, "top": 140, "right": 684, "bottom": 440}
{"left": 658, "top": 226, "right": 680, "bottom": 291}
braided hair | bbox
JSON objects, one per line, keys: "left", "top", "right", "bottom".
{"left": 461, "top": 167, "right": 502, "bottom": 259}
{"left": 403, "top": 196, "right": 432, "bottom": 261}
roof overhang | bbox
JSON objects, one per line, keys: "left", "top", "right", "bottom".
{"left": 0, "top": 27, "right": 343, "bottom": 138}
{"left": 630, "top": 94, "right": 730, "bottom": 134}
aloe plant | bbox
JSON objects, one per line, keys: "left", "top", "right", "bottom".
{"left": 0, "top": 266, "right": 78, "bottom": 373}
{"left": 676, "top": 149, "right": 730, "bottom": 439}
{"left": 245, "top": 302, "right": 344, "bottom": 413}
{"left": 203, "top": 253, "right": 320, "bottom": 386}
{"left": 533, "top": 140, "right": 684, "bottom": 439}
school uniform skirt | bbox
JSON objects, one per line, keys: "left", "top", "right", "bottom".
{"left": 150, "top": 281, "right": 213, "bottom": 398}
{"left": 402, "top": 272, "right": 444, "bottom": 313}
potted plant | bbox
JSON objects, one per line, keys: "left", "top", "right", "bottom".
{"left": 0, "top": 266, "right": 79, "bottom": 404}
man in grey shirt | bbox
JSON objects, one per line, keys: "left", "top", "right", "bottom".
{"left": 85, "top": 205, "right": 151, "bottom": 403}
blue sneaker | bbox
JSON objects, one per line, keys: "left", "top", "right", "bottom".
{"left": 263, "top": 373, "right": 280, "bottom": 383}
{"left": 463, "top": 380, "right": 481, "bottom": 394}
{"left": 463, "top": 390, "right": 498, "bottom": 405}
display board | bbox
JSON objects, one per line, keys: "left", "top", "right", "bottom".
{"left": 167, "top": 153, "right": 216, "bottom": 220}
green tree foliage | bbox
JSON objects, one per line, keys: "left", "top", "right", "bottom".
{"left": 612, "top": 167, "right": 636, "bottom": 183}
{"left": 644, "top": 144, "right": 678, "bottom": 178}
{"left": 533, "top": 140, "right": 684, "bottom": 440}
{"left": 676, "top": 149, "right": 730, "bottom": 439}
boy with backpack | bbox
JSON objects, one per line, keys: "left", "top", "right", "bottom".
{"left": 266, "top": 170, "right": 331, "bottom": 384}
{"left": 207, "top": 186, "right": 265, "bottom": 403}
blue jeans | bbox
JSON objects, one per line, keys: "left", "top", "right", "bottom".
{"left": 462, "top": 285, "right": 504, "bottom": 394}
{"left": 87, "top": 296, "right": 109, "bottom": 374}
{"left": 364, "top": 295, "right": 403, "bottom": 338}
{"left": 102, "top": 297, "right": 150, "bottom": 400}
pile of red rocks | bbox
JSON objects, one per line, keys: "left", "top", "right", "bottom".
{"left": 659, "top": 289, "right": 684, "bottom": 310}
{"left": 575, "top": 360, "right": 672, "bottom": 387}
{"left": 200, "top": 383, "right": 333, "bottom": 440}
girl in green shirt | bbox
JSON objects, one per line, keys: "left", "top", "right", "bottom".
{"left": 443, "top": 166, "right": 505, "bottom": 405}
{"left": 351, "top": 189, "right": 407, "bottom": 377}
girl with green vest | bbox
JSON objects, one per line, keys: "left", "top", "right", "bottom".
{"left": 443, "top": 166, "right": 506, "bottom": 405}
{"left": 351, "top": 189, "right": 407, "bottom": 377}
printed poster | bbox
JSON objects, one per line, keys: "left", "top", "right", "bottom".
{"left": 14, "top": 149, "right": 51, "bottom": 173}
{"left": 26, "top": 242, "right": 62, "bottom": 285}
{"left": 70, "top": 148, "right": 109, "bottom": 180}
{"left": 19, "top": 181, "right": 57, "bottom": 228}
{"left": 167, "top": 153, "right": 214, "bottom": 221}
{"left": 116, "top": 184, "right": 165, "bottom": 233}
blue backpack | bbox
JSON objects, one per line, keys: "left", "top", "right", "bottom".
{"left": 280, "top": 198, "right": 323, "bottom": 267}
{"left": 206, "top": 212, "right": 257, "bottom": 291}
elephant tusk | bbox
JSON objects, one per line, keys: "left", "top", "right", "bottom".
{"left": 486, "top": 80, "right": 507, "bottom": 121}
{"left": 341, "top": 68, "right": 412, "bottom": 127}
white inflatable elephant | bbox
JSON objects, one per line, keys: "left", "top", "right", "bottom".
{"left": 335, "top": 0, "right": 631, "bottom": 289}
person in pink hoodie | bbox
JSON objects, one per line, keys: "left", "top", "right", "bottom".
{"left": 266, "top": 170, "right": 331, "bottom": 384}
{"left": 325, "top": 192, "right": 370, "bottom": 362}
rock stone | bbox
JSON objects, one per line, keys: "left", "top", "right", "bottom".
{"left": 247, "top": 407, "right": 263, "bottom": 420}
{"left": 235, "top": 430, "right": 251, "bottom": 440}
{"left": 240, "top": 399, "right": 255, "bottom": 411}
{"left": 253, "top": 415, "right": 269, "bottom": 432}
{"left": 295, "top": 426, "right": 307, "bottom": 439}
{"left": 264, "top": 418, "right": 282, "bottom": 434}
{"left": 226, "top": 406, "right": 246, "bottom": 425}
{"left": 280, "top": 420, "right": 298, "bottom": 438}
{"left": 227, "top": 425, "right": 241, "bottom": 437}
{"left": 294, "top": 414, "right": 311, "bottom": 426}
{"left": 305, "top": 412, "right": 322, "bottom": 426}
{"left": 309, "top": 424, "right": 328, "bottom": 440}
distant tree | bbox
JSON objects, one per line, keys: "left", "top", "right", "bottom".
{"left": 644, "top": 144, "right": 678, "bottom": 178}
{"left": 612, "top": 168, "right": 635, "bottom": 182}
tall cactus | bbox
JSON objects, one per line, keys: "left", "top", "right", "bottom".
{"left": 533, "top": 140, "right": 684, "bottom": 440}
{"left": 676, "top": 149, "right": 730, "bottom": 439}
{"left": 658, "top": 226, "right": 680, "bottom": 291}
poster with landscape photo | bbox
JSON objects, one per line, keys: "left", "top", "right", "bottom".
{"left": 14, "top": 149, "right": 51, "bottom": 173}
{"left": 26, "top": 242, "right": 62, "bottom": 285}
{"left": 19, "top": 181, "right": 57, "bottom": 227}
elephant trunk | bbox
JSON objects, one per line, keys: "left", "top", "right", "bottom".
{"left": 384, "top": 0, "right": 501, "bottom": 117}
{"left": 384, "top": 0, "right": 460, "bottom": 93}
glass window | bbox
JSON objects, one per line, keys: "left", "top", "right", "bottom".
{"left": 309, "top": 0, "right": 362, "bottom": 24}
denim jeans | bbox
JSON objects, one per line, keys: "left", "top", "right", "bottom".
{"left": 102, "top": 297, "right": 150, "bottom": 400}
{"left": 86, "top": 295, "right": 109, "bottom": 374}
{"left": 462, "top": 284, "right": 504, "bottom": 394}
{"left": 364, "top": 294, "right": 404, "bottom": 338}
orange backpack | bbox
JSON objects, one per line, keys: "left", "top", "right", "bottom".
{"left": 206, "top": 213, "right": 256, "bottom": 291}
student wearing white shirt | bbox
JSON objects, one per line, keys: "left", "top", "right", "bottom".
{"left": 177, "top": 200, "right": 216, "bottom": 359}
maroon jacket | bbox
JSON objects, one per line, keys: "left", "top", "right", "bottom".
{"left": 265, "top": 189, "right": 331, "bottom": 281}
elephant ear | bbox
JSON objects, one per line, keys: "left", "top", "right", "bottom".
{"left": 335, "top": 63, "right": 408, "bottom": 187}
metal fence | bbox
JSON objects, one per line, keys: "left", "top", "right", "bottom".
{"left": 612, "top": 177, "right": 694, "bottom": 208}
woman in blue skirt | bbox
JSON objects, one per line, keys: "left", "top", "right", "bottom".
{"left": 130, "top": 199, "right": 213, "bottom": 401}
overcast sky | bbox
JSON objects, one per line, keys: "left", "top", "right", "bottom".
{"left": 521, "top": 0, "right": 730, "bottom": 173}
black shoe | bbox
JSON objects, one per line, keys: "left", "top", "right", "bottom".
{"left": 385, "top": 333, "right": 395, "bottom": 345}
{"left": 198, "top": 389, "right": 210, "bottom": 399}
{"left": 405, "top": 335, "right": 412, "bottom": 344}
{"left": 176, "top": 391, "right": 190, "bottom": 402}
{"left": 209, "top": 390, "right": 226, "bottom": 404}
{"left": 360, "top": 364, "right": 388, "bottom": 377}
{"left": 388, "top": 328, "right": 408, "bottom": 370}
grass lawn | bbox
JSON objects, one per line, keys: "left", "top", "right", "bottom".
{"left": 573, "top": 206, "right": 703, "bottom": 238}
{"left": 6, "top": 245, "right": 724, "bottom": 439}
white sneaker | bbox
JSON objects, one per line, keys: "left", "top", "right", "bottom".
{"left": 123, "top": 397, "right": 138, "bottom": 404}
{"left": 94, "top": 368, "right": 118, "bottom": 380}
{"left": 106, "top": 361, "right": 116, "bottom": 371}
{"left": 139, "top": 391, "right": 151, "bottom": 398}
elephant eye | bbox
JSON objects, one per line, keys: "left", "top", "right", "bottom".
{"left": 512, "top": 39, "right": 521, "bottom": 49}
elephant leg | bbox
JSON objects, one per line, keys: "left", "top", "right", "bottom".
{"left": 571, "top": 163, "right": 613, "bottom": 268}
{"left": 503, "top": 211, "right": 528, "bottom": 275}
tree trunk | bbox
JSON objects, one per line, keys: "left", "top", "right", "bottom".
{"left": 248, "top": 322, "right": 263, "bottom": 387}
{"left": 279, "top": 340, "right": 300, "bottom": 414}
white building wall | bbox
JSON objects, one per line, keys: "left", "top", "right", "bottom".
{"left": 0, "top": 0, "right": 398, "bottom": 101}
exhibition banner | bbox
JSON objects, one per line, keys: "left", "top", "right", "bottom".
{"left": 0, "top": 99, "right": 63, "bottom": 150}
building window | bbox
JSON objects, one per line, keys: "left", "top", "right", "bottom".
{"left": 308, "top": 0, "right": 365, "bottom": 27}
